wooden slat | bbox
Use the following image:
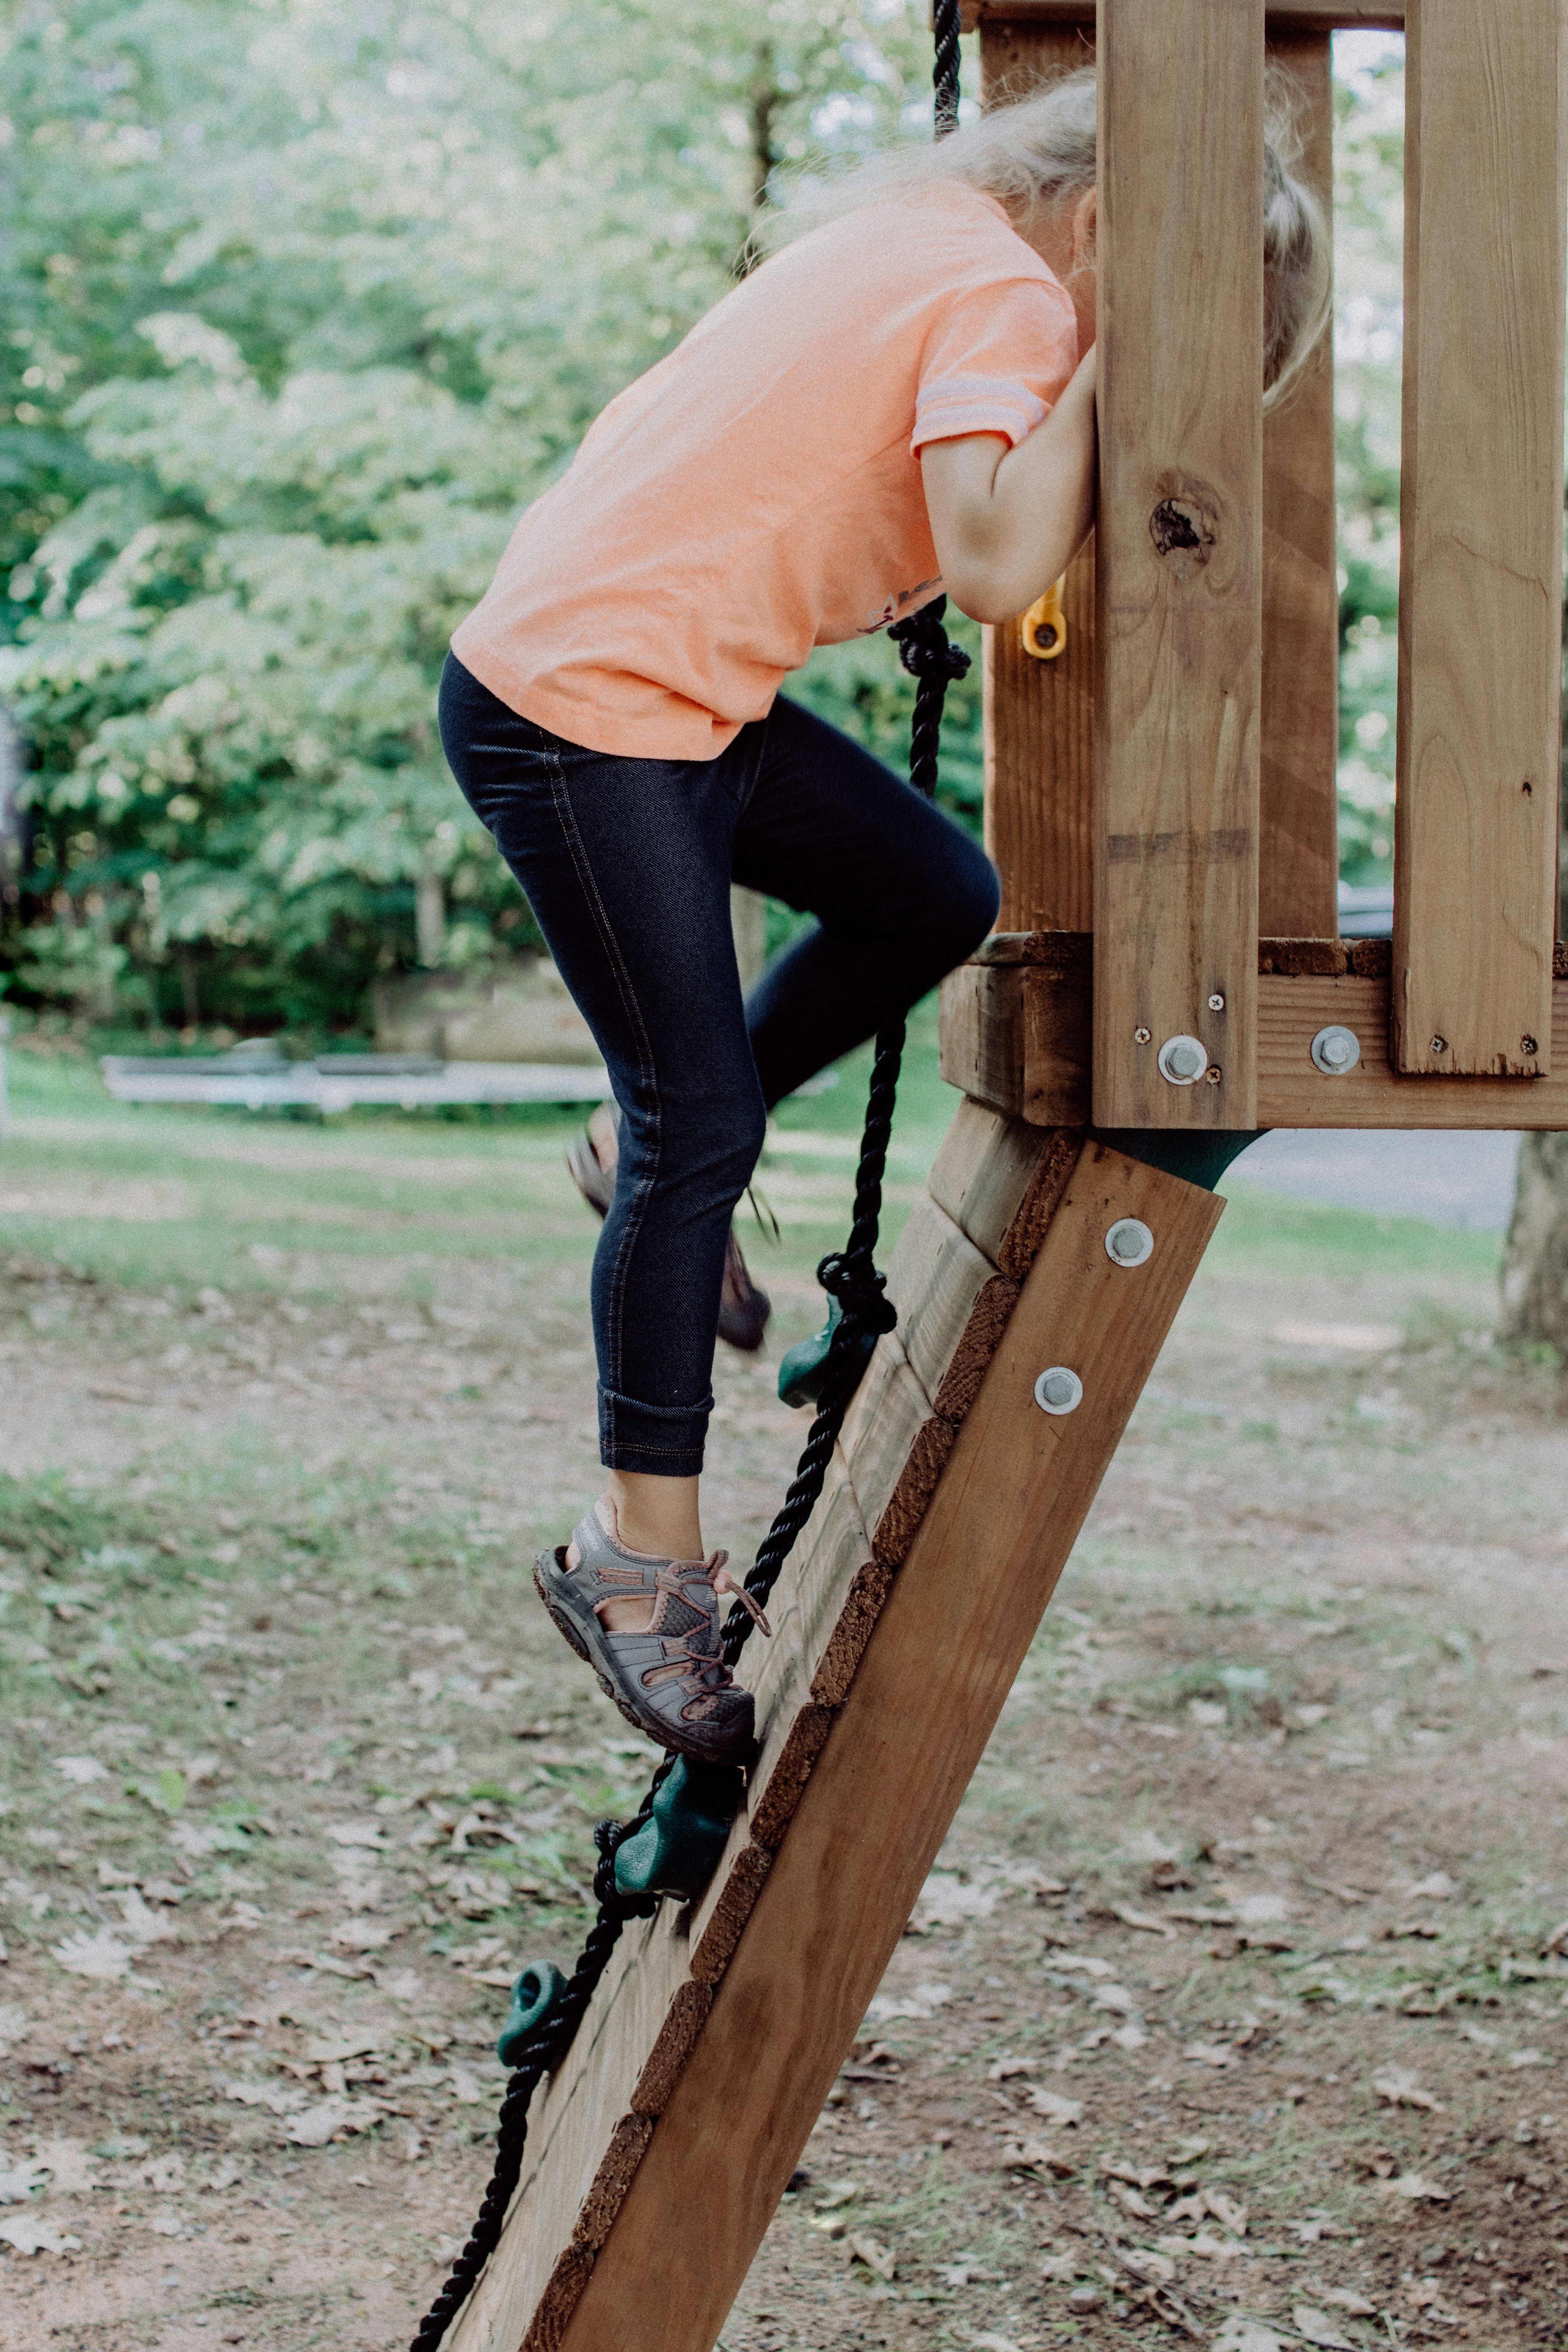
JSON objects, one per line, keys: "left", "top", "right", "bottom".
{"left": 1394, "top": 0, "right": 1565, "bottom": 1077}
{"left": 940, "top": 950, "right": 1568, "bottom": 1130}
{"left": 936, "top": 961, "right": 1024, "bottom": 1114}
{"left": 1259, "top": 29, "right": 1340, "bottom": 940}
{"left": 1094, "top": 0, "right": 1264, "bottom": 1130}
{"left": 552, "top": 1148, "right": 1224, "bottom": 2352}
{"left": 962, "top": 0, "right": 1404, "bottom": 24}
{"left": 980, "top": 18, "right": 1097, "bottom": 934}
{"left": 924, "top": 1095, "right": 1083, "bottom": 1273}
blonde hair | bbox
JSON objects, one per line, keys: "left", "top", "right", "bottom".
{"left": 766, "top": 66, "right": 1330, "bottom": 408}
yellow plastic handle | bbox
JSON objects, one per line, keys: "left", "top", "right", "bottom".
{"left": 1021, "top": 575, "right": 1067, "bottom": 662}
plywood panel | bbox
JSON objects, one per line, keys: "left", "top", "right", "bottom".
{"left": 554, "top": 1148, "right": 1224, "bottom": 2352}
{"left": 1394, "top": 0, "right": 1565, "bottom": 1076}
{"left": 1094, "top": 0, "right": 1263, "bottom": 1129}
{"left": 1259, "top": 28, "right": 1339, "bottom": 940}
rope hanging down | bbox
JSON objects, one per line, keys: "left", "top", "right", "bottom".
{"left": 409, "top": 20, "right": 966, "bottom": 2350}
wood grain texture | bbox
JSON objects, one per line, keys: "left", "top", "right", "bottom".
{"left": 925, "top": 1096, "right": 1081, "bottom": 1269}
{"left": 553, "top": 1149, "right": 1224, "bottom": 2352}
{"left": 1094, "top": 0, "right": 1263, "bottom": 1130}
{"left": 937, "top": 963, "right": 1024, "bottom": 1113}
{"left": 979, "top": 21, "right": 1094, "bottom": 934}
{"left": 1394, "top": 0, "right": 1566, "bottom": 1077}
{"left": 1259, "top": 29, "right": 1339, "bottom": 941}
{"left": 962, "top": 0, "right": 1403, "bottom": 22}
{"left": 882, "top": 1192, "right": 1000, "bottom": 1407}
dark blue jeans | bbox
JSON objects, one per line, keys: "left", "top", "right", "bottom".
{"left": 438, "top": 653, "right": 999, "bottom": 1477}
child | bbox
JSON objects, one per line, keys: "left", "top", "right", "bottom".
{"left": 438, "top": 68, "right": 1328, "bottom": 1768}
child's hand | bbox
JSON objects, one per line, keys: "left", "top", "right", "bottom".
{"left": 920, "top": 346, "right": 1097, "bottom": 626}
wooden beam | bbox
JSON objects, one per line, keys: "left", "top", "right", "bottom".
{"left": 1394, "top": 0, "right": 1565, "bottom": 1078}
{"left": 1094, "top": 0, "right": 1264, "bottom": 1129}
{"left": 938, "top": 944, "right": 1568, "bottom": 1129}
{"left": 549, "top": 1146, "right": 1222, "bottom": 2352}
{"left": 1259, "top": 30, "right": 1340, "bottom": 940}
{"left": 980, "top": 18, "right": 1097, "bottom": 933}
{"left": 962, "top": 1, "right": 1404, "bottom": 25}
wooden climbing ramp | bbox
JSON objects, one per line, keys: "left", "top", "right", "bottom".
{"left": 451, "top": 1119, "right": 1221, "bottom": 2352}
{"left": 444, "top": 0, "right": 1568, "bottom": 2344}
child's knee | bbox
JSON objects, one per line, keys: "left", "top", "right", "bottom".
{"left": 945, "top": 838, "right": 1002, "bottom": 958}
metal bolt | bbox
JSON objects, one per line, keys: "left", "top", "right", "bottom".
{"left": 1205, "top": 1064, "right": 1222, "bottom": 1084}
{"left": 1034, "top": 1366, "right": 1083, "bottom": 1416}
{"left": 1134, "top": 1026, "right": 1152, "bottom": 1045}
{"left": 1431, "top": 1035, "right": 1448, "bottom": 1054}
{"left": 1105, "top": 1217, "right": 1154, "bottom": 1268}
{"left": 1310, "top": 1024, "right": 1361, "bottom": 1076}
{"left": 1157, "top": 1034, "right": 1208, "bottom": 1086}
{"left": 1522, "top": 1034, "right": 1539, "bottom": 1057}
{"left": 1207, "top": 993, "right": 1225, "bottom": 1012}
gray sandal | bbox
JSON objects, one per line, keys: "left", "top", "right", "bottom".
{"left": 534, "top": 1501, "right": 767, "bottom": 1766}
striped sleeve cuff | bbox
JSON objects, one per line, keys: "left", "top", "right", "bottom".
{"left": 911, "top": 372, "right": 1048, "bottom": 453}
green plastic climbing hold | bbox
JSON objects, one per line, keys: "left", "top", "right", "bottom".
{"left": 778, "top": 1296, "right": 877, "bottom": 1410}
{"left": 496, "top": 1959, "right": 569, "bottom": 2069}
{"left": 612, "top": 1756, "right": 748, "bottom": 1902}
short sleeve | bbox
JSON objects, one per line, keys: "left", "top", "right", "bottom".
{"left": 911, "top": 276, "right": 1078, "bottom": 455}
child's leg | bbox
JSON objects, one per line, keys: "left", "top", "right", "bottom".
{"left": 438, "top": 657, "right": 765, "bottom": 1516}
{"left": 733, "top": 696, "right": 1001, "bottom": 1105}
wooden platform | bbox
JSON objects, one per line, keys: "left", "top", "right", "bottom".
{"left": 447, "top": 1108, "right": 1222, "bottom": 2352}
{"left": 939, "top": 937, "right": 1568, "bottom": 1131}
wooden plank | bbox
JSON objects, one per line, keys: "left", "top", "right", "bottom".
{"left": 925, "top": 1094, "right": 1083, "bottom": 1273}
{"left": 552, "top": 1148, "right": 1225, "bottom": 2352}
{"left": 1394, "top": 0, "right": 1566, "bottom": 1077}
{"left": 979, "top": 8, "right": 1097, "bottom": 935}
{"left": 962, "top": 0, "right": 1404, "bottom": 24}
{"left": 882, "top": 1191, "right": 1004, "bottom": 1410}
{"left": 1094, "top": 0, "right": 1264, "bottom": 1130}
{"left": 936, "top": 961, "right": 1024, "bottom": 1114}
{"left": 946, "top": 954, "right": 1568, "bottom": 1129}
{"left": 1259, "top": 29, "right": 1339, "bottom": 941}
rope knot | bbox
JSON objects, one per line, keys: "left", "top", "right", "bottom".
{"left": 816, "top": 1250, "right": 898, "bottom": 1336}
{"left": 888, "top": 600, "right": 971, "bottom": 686}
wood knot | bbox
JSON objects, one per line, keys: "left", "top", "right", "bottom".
{"left": 1149, "top": 496, "right": 1216, "bottom": 577}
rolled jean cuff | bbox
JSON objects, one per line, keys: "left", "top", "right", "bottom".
{"left": 598, "top": 1384, "right": 711, "bottom": 1479}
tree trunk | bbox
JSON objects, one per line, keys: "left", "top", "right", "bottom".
{"left": 1499, "top": 1132, "right": 1568, "bottom": 1355}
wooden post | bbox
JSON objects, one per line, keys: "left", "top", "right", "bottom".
{"left": 980, "top": 17, "right": 1097, "bottom": 934}
{"left": 1093, "top": 0, "right": 1265, "bottom": 1130}
{"left": 1394, "top": 0, "right": 1566, "bottom": 1076}
{"left": 445, "top": 1121, "right": 1221, "bottom": 2352}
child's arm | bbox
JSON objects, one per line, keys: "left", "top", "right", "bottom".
{"left": 919, "top": 344, "right": 1097, "bottom": 626}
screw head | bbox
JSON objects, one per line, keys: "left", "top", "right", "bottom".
{"left": 1207, "top": 993, "right": 1225, "bottom": 1012}
{"left": 1522, "top": 1035, "right": 1539, "bottom": 1057}
{"left": 1205, "top": 1064, "right": 1222, "bottom": 1084}
{"left": 1157, "top": 1034, "right": 1208, "bottom": 1086}
{"left": 1431, "top": 1035, "right": 1448, "bottom": 1054}
{"left": 1310, "top": 1024, "right": 1361, "bottom": 1076}
{"left": 1105, "top": 1217, "right": 1154, "bottom": 1268}
{"left": 1134, "top": 1026, "right": 1152, "bottom": 1045}
{"left": 1034, "top": 1366, "right": 1083, "bottom": 1416}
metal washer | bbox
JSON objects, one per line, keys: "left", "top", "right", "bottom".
{"left": 1034, "top": 1366, "right": 1083, "bottom": 1416}
{"left": 1105, "top": 1218, "right": 1154, "bottom": 1268}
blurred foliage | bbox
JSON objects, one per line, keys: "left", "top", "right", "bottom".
{"left": 0, "top": 19, "right": 1452, "bottom": 1028}
{"left": 0, "top": 0, "right": 973, "bottom": 1033}
{"left": 1332, "top": 32, "right": 1403, "bottom": 890}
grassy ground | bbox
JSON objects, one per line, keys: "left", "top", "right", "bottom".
{"left": 1, "top": 1019, "right": 1564, "bottom": 2352}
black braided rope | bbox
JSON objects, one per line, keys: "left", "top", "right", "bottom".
{"left": 409, "top": 22, "right": 966, "bottom": 2349}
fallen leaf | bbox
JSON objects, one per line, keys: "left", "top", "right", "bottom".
{"left": 1293, "top": 2307, "right": 1357, "bottom": 2349}
{"left": 912, "top": 1873, "right": 997, "bottom": 1928}
{"left": 0, "top": 2214, "right": 81, "bottom": 2255}
{"left": 810, "top": 2214, "right": 846, "bottom": 2239}
{"left": 51, "top": 1756, "right": 108, "bottom": 1785}
{"left": 1183, "top": 2042, "right": 1236, "bottom": 2068}
{"left": 1372, "top": 2067, "right": 1442, "bottom": 2111}
{"left": 1024, "top": 2089, "right": 1084, "bottom": 2134}
{"left": 138, "top": 2153, "right": 185, "bottom": 2193}
{"left": 117, "top": 1892, "right": 176, "bottom": 1947}
{"left": 1112, "top": 2023, "right": 1147, "bottom": 2051}
{"left": 986, "top": 2056, "right": 1040, "bottom": 2081}
{"left": 150, "top": 2212, "right": 186, "bottom": 2238}
{"left": 1233, "top": 1894, "right": 1290, "bottom": 1925}
{"left": 1508, "top": 2048, "right": 1551, "bottom": 2068}
{"left": 303, "top": 2036, "right": 381, "bottom": 2065}
{"left": 959, "top": 2333, "right": 1024, "bottom": 2352}
{"left": 813, "top": 2180, "right": 859, "bottom": 2211}
{"left": 1203, "top": 2188, "right": 1248, "bottom": 2236}
{"left": 1038, "top": 2252, "right": 1078, "bottom": 2280}
{"left": 1116, "top": 2246, "right": 1177, "bottom": 2284}
{"left": 0, "top": 2159, "right": 45, "bottom": 2205}
{"left": 997, "top": 2137, "right": 1073, "bottom": 2176}
{"left": 1112, "top": 1904, "right": 1175, "bottom": 1938}
{"left": 1170, "top": 2134, "right": 1211, "bottom": 2163}
{"left": 1377, "top": 2173, "right": 1452, "bottom": 2203}
{"left": 1407, "top": 1872, "right": 1457, "bottom": 1900}
{"left": 1315, "top": 2287, "right": 1377, "bottom": 2316}
{"left": 284, "top": 2096, "right": 382, "bottom": 2147}
{"left": 222, "top": 2079, "right": 306, "bottom": 2116}
{"left": 49, "top": 1930, "right": 133, "bottom": 1982}
{"left": 331, "top": 1918, "right": 396, "bottom": 1952}
{"left": 33, "top": 2137, "right": 98, "bottom": 2194}
{"left": 1209, "top": 2321, "right": 1282, "bottom": 2352}
{"left": 1109, "top": 2180, "right": 1160, "bottom": 2219}
{"left": 1183, "top": 2229, "right": 1249, "bottom": 2262}
{"left": 324, "top": 1822, "right": 389, "bottom": 1850}
{"left": 847, "top": 2230, "right": 896, "bottom": 2280}
{"left": 1048, "top": 1953, "right": 1113, "bottom": 1979}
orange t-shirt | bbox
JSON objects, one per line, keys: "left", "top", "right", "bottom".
{"left": 451, "top": 182, "right": 1078, "bottom": 761}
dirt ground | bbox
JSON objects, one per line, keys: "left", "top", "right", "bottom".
{"left": 2, "top": 1054, "right": 1567, "bottom": 2352}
